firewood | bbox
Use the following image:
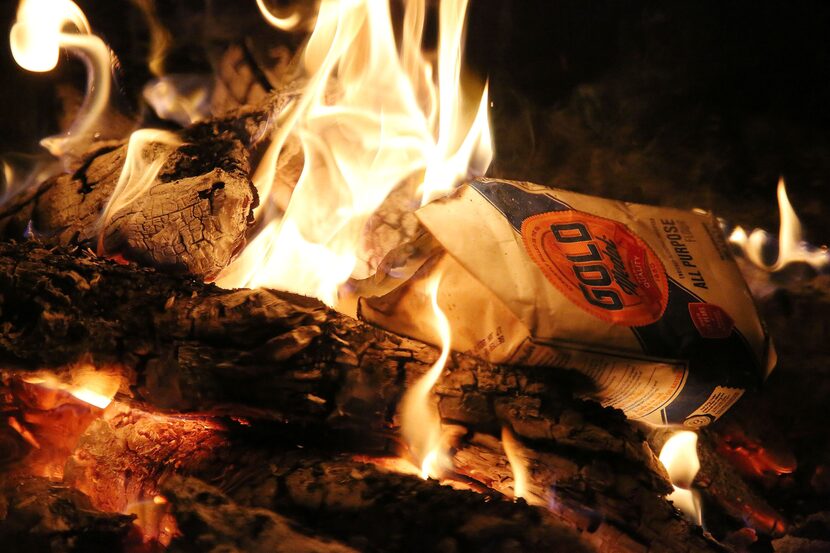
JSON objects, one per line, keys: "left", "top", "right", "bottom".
{"left": 0, "top": 476, "right": 136, "bottom": 553}
{"left": 0, "top": 92, "right": 300, "bottom": 280}
{"left": 162, "top": 475, "right": 360, "bottom": 553}
{"left": 0, "top": 241, "right": 724, "bottom": 553}
{"left": 63, "top": 405, "right": 595, "bottom": 553}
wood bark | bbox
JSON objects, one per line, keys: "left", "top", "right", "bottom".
{"left": 0, "top": 94, "right": 300, "bottom": 280}
{"left": 0, "top": 241, "right": 723, "bottom": 552}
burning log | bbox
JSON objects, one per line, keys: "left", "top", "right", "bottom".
{"left": 0, "top": 99, "right": 297, "bottom": 280}
{"left": 0, "top": 476, "right": 136, "bottom": 553}
{"left": 0, "top": 241, "right": 724, "bottom": 552}
{"left": 162, "top": 475, "right": 359, "bottom": 553}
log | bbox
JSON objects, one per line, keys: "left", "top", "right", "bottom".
{"left": 0, "top": 241, "right": 722, "bottom": 552}
{"left": 0, "top": 93, "right": 301, "bottom": 280}
{"left": 0, "top": 476, "right": 136, "bottom": 553}
{"left": 62, "top": 404, "right": 594, "bottom": 553}
{"left": 162, "top": 475, "right": 360, "bottom": 553}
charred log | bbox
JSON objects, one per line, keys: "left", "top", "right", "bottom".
{"left": 0, "top": 476, "right": 136, "bottom": 553}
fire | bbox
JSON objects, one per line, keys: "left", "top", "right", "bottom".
{"left": 400, "top": 273, "right": 452, "bottom": 479}
{"left": 22, "top": 369, "right": 120, "bottom": 410}
{"left": 729, "top": 177, "right": 829, "bottom": 272}
{"left": 501, "top": 425, "right": 528, "bottom": 501}
{"left": 97, "top": 129, "right": 182, "bottom": 253}
{"left": 659, "top": 431, "right": 703, "bottom": 526}
{"left": 9, "top": 0, "right": 112, "bottom": 157}
{"left": 217, "top": 0, "right": 492, "bottom": 308}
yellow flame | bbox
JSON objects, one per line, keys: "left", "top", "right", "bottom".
{"left": 10, "top": 0, "right": 112, "bottom": 156}
{"left": 217, "top": 0, "right": 492, "bottom": 307}
{"left": 400, "top": 273, "right": 452, "bottom": 479}
{"left": 501, "top": 426, "right": 528, "bottom": 501}
{"left": 131, "top": 0, "right": 172, "bottom": 77}
{"left": 256, "top": 0, "right": 303, "bottom": 31}
{"left": 658, "top": 431, "right": 702, "bottom": 525}
{"left": 729, "top": 177, "right": 829, "bottom": 272}
{"left": 22, "top": 369, "right": 120, "bottom": 409}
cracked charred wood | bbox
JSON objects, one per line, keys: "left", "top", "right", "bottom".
{"left": 0, "top": 476, "right": 136, "bottom": 553}
{"left": 61, "top": 402, "right": 721, "bottom": 553}
{"left": 162, "top": 475, "right": 360, "bottom": 553}
{"left": 0, "top": 93, "right": 298, "bottom": 280}
{"left": 0, "top": 241, "right": 658, "bottom": 469}
{"left": 0, "top": 242, "right": 724, "bottom": 552}
{"left": 63, "top": 407, "right": 595, "bottom": 553}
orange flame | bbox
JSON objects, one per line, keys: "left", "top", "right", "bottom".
{"left": 217, "top": 0, "right": 492, "bottom": 307}
{"left": 501, "top": 426, "right": 528, "bottom": 501}
{"left": 659, "top": 431, "right": 703, "bottom": 525}
{"left": 22, "top": 369, "right": 120, "bottom": 409}
{"left": 729, "top": 177, "right": 829, "bottom": 272}
{"left": 10, "top": 0, "right": 112, "bottom": 156}
{"left": 400, "top": 273, "right": 452, "bottom": 479}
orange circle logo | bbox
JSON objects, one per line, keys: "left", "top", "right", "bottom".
{"left": 521, "top": 210, "right": 668, "bottom": 326}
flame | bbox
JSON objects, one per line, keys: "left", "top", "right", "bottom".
{"left": 131, "top": 0, "right": 172, "bottom": 77}
{"left": 659, "top": 431, "right": 703, "bottom": 526}
{"left": 143, "top": 76, "right": 213, "bottom": 126}
{"left": 22, "top": 369, "right": 120, "bottom": 409}
{"left": 97, "top": 129, "right": 182, "bottom": 252}
{"left": 256, "top": 0, "right": 303, "bottom": 31}
{"left": 400, "top": 273, "right": 452, "bottom": 479}
{"left": 10, "top": 0, "right": 112, "bottom": 156}
{"left": 728, "top": 177, "right": 829, "bottom": 272}
{"left": 501, "top": 426, "right": 528, "bottom": 501}
{"left": 217, "top": 0, "right": 492, "bottom": 307}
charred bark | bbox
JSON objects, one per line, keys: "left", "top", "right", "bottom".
{"left": 0, "top": 241, "right": 724, "bottom": 552}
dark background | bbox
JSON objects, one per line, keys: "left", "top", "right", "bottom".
{"left": 2, "top": 0, "right": 829, "bottom": 237}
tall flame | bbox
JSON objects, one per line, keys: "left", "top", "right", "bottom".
{"left": 217, "top": 0, "right": 492, "bottom": 307}
{"left": 400, "top": 273, "right": 452, "bottom": 479}
{"left": 659, "top": 431, "right": 703, "bottom": 526}
{"left": 729, "top": 177, "right": 829, "bottom": 272}
{"left": 501, "top": 425, "right": 528, "bottom": 501}
{"left": 10, "top": 0, "right": 112, "bottom": 157}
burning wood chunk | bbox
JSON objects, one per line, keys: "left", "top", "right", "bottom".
{"left": 0, "top": 105, "right": 279, "bottom": 279}
{"left": 161, "top": 475, "right": 359, "bottom": 553}
{"left": 0, "top": 477, "right": 135, "bottom": 553}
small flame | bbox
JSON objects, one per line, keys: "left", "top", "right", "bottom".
{"left": 97, "top": 129, "right": 182, "bottom": 253}
{"left": 131, "top": 0, "right": 172, "bottom": 77}
{"left": 218, "top": 0, "right": 492, "bottom": 307}
{"left": 501, "top": 425, "right": 528, "bottom": 501}
{"left": 728, "top": 177, "right": 829, "bottom": 272}
{"left": 256, "top": 0, "right": 303, "bottom": 31}
{"left": 143, "top": 76, "right": 213, "bottom": 127}
{"left": 400, "top": 273, "right": 452, "bottom": 479}
{"left": 659, "top": 431, "right": 703, "bottom": 526}
{"left": 10, "top": 0, "right": 113, "bottom": 156}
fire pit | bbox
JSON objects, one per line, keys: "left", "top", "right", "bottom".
{"left": 1, "top": 1, "right": 829, "bottom": 552}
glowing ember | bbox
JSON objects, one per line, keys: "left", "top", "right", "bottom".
{"left": 501, "top": 425, "right": 528, "bottom": 501}
{"left": 400, "top": 273, "right": 452, "bottom": 479}
{"left": 217, "top": 0, "right": 492, "bottom": 308}
{"left": 729, "top": 177, "right": 829, "bottom": 272}
{"left": 9, "top": 0, "right": 112, "bottom": 157}
{"left": 659, "top": 431, "right": 703, "bottom": 526}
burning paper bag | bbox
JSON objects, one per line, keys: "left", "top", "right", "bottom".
{"left": 356, "top": 178, "right": 775, "bottom": 427}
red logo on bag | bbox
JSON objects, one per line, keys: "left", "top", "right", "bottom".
{"left": 688, "top": 302, "right": 734, "bottom": 338}
{"left": 521, "top": 210, "right": 668, "bottom": 326}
